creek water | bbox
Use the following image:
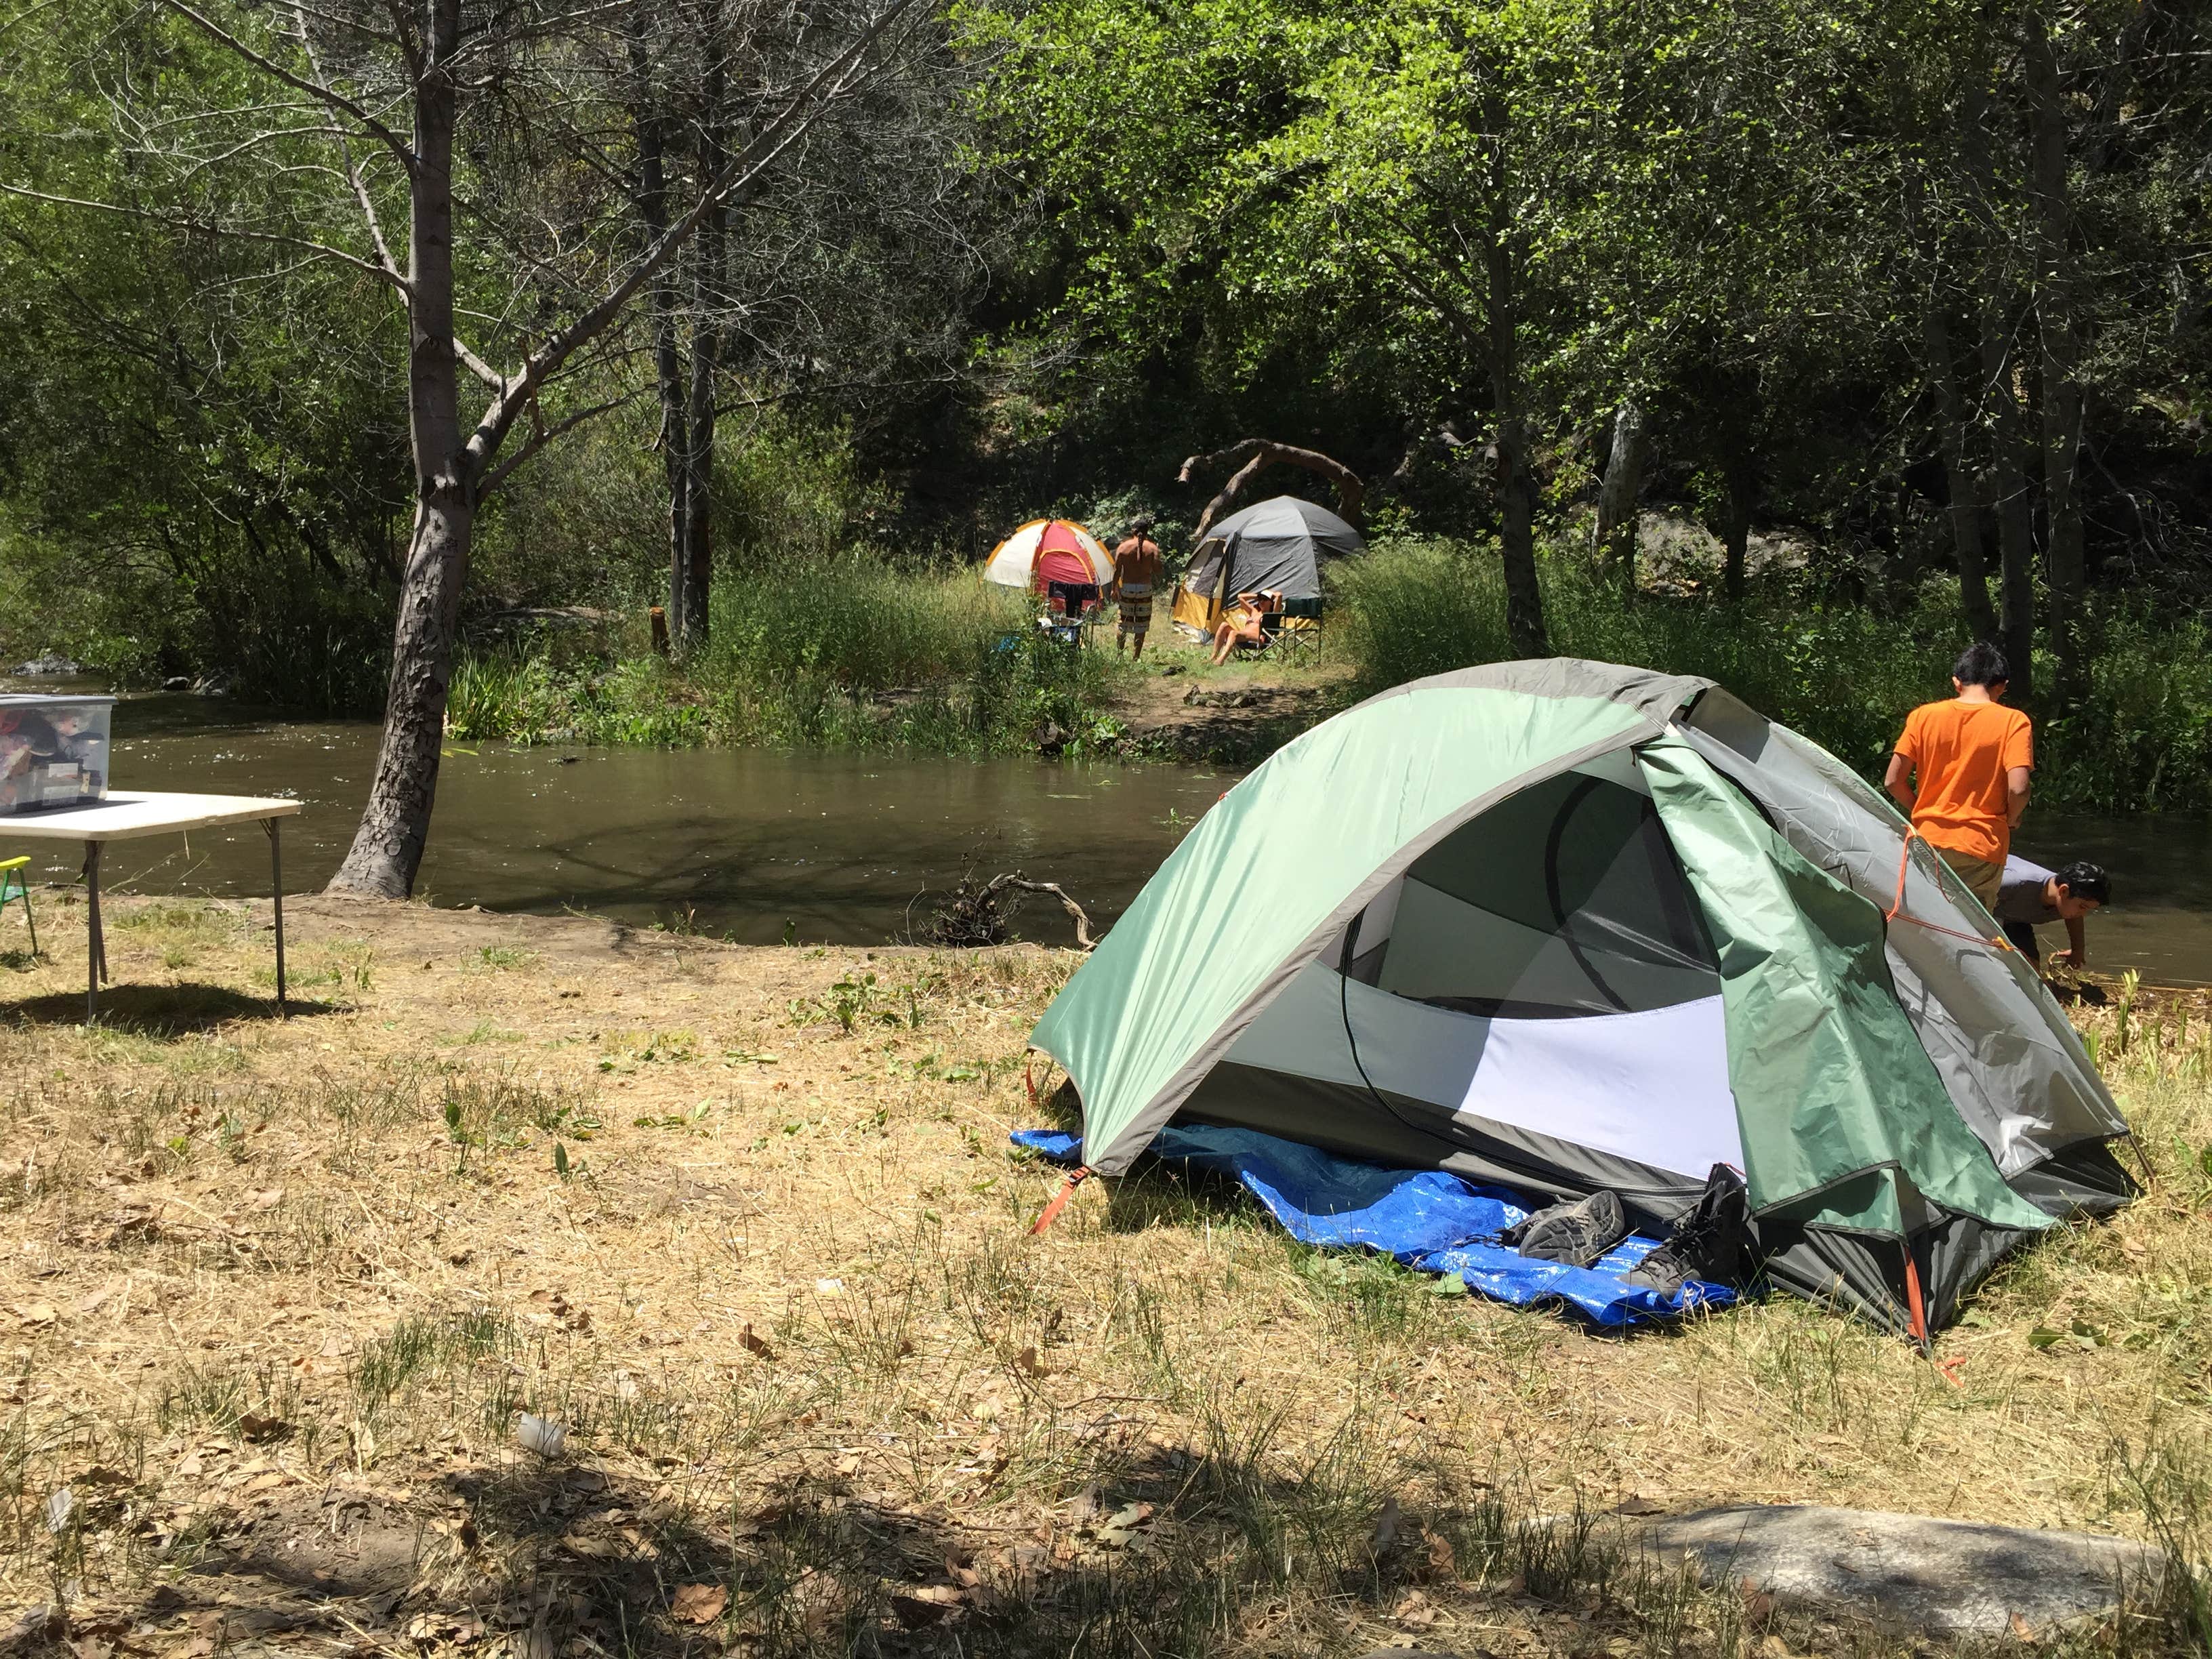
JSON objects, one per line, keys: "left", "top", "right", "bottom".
{"left": 3, "top": 690, "right": 2207, "bottom": 982}
{"left": 1, "top": 693, "right": 1229, "bottom": 946}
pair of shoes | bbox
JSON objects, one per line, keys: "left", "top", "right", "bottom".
{"left": 1501, "top": 1189, "right": 1627, "bottom": 1269}
{"left": 1624, "top": 1164, "right": 1750, "bottom": 1296}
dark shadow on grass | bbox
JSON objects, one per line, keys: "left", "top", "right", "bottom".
{"left": 0, "top": 983, "right": 340, "bottom": 1031}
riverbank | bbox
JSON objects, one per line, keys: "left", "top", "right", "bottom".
{"left": 441, "top": 543, "right": 2212, "bottom": 812}
{"left": 1, "top": 898, "right": 2208, "bottom": 1656}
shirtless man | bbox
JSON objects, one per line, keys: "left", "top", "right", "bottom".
{"left": 1110, "top": 517, "right": 1162, "bottom": 659}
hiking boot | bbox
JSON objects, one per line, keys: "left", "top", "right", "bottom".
{"left": 1501, "top": 1189, "right": 1627, "bottom": 1269}
{"left": 1625, "top": 1164, "right": 1750, "bottom": 1296}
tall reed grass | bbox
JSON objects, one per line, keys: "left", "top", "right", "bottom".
{"left": 447, "top": 555, "right": 1124, "bottom": 757}
{"left": 1332, "top": 539, "right": 2212, "bottom": 813}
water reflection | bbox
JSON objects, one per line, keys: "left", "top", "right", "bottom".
{"left": 4, "top": 694, "right": 1224, "bottom": 945}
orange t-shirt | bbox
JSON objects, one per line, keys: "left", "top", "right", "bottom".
{"left": 1893, "top": 698, "right": 2034, "bottom": 865}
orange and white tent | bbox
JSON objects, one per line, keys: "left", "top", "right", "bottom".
{"left": 983, "top": 518, "right": 1113, "bottom": 592}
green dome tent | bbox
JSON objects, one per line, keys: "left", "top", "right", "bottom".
{"left": 1027, "top": 660, "right": 2133, "bottom": 1337}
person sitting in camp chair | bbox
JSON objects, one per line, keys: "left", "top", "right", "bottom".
{"left": 1209, "top": 591, "right": 1282, "bottom": 665}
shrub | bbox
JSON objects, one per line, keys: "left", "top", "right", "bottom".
{"left": 1333, "top": 537, "right": 2212, "bottom": 813}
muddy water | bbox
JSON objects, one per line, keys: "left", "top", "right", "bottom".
{"left": 2013, "top": 813, "right": 2212, "bottom": 987}
{"left": 1, "top": 694, "right": 1228, "bottom": 945}
{"left": 3, "top": 691, "right": 2207, "bottom": 979}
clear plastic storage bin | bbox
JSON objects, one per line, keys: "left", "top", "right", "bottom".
{"left": 0, "top": 694, "right": 114, "bottom": 814}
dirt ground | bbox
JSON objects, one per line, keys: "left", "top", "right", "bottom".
{"left": 1099, "top": 620, "right": 1353, "bottom": 763}
{"left": 0, "top": 894, "right": 2207, "bottom": 1659}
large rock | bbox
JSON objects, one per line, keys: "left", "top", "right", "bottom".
{"left": 1624, "top": 1503, "right": 2158, "bottom": 1636}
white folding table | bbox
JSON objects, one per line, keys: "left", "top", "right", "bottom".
{"left": 1, "top": 792, "right": 302, "bottom": 1022}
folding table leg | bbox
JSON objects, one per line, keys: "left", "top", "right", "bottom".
{"left": 263, "top": 818, "right": 287, "bottom": 1014}
{"left": 82, "top": 840, "right": 105, "bottom": 1024}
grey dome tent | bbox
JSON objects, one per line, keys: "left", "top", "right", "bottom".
{"left": 1171, "top": 495, "right": 1364, "bottom": 638}
{"left": 1027, "top": 660, "right": 2134, "bottom": 1338}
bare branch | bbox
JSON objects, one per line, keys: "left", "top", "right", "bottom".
{"left": 462, "top": 0, "right": 925, "bottom": 479}
{"left": 291, "top": 0, "right": 403, "bottom": 287}
{"left": 477, "top": 392, "right": 639, "bottom": 497}
{"left": 0, "top": 180, "right": 409, "bottom": 294}
{"left": 158, "top": 0, "right": 419, "bottom": 173}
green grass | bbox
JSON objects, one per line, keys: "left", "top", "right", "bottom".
{"left": 1332, "top": 537, "right": 2212, "bottom": 814}
{"left": 448, "top": 554, "right": 1127, "bottom": 758}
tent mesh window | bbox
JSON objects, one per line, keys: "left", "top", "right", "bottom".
{"left": 1347, "top": 761, "right": 1720, "bottom": 1019}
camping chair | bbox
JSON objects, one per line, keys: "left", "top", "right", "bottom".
{"left": 0, "top": 855, "right": 37, "bottom": 958}
{"left": 1260, "top": 594, "right": 1324, "bottom": 657}
{"left": 1044, "top": 581, "right": 1103, "bottom": 646}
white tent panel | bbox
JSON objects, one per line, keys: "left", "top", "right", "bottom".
{"left": 1224, "top": 959, "right": 1742, "bottom": 1183}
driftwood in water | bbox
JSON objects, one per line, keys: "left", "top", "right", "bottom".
{"left": 1179, "top": 440, "right": 1364, "bottom": 544}
{"left": 922, "top": 872, "right": 1097, "bottom": 950}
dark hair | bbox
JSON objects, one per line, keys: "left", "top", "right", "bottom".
{"left": 2054, "top": 861, "right": 2110, "bottom": 905}
{"left": 1952, "top": 640, "right": 2010, "bottom": 687}
{"left": 1130, "top": 515, "right": 1155, "bottom": 535}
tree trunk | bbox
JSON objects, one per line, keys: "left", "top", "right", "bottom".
{"left": 2024, "top": 7, "right": 2087, "bottom": 703}
{"left": 1478, "top": 115, "right": 1546, "bottom": 659}
{"left": 329, "top": 0, "right": 468, "bottom": 899}
{"left": 1595, "top": 399, "right": 1646, "bottom": 606}
{"left": 1921, "top": 295, "right": 1997, "bottom": 639}
{"left": 1719, "top": 454, "right": 1752, "bottom": 603}
{"left": 1960, "top": 57, "right": 2036, "bottom": 703}
{"left": 627, "top": 14, "right": 690, "bottom": 642}
{"left": 1495, "top": 415, "right": 1545, "bottom": 655}
{"left": 676, "top": 0, "right": 728, "bottom": 648}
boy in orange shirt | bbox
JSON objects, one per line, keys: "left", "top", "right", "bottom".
{"left": 1883, "top": 642, "right": 2034, "bottom": 913}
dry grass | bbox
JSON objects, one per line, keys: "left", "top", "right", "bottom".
{"left": 0, "top": 895, "right": 2206, "bottom": 1659}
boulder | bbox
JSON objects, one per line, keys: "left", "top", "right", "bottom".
{"left": 1620, "top": 1503, "right": 2157, "bottom": 1637}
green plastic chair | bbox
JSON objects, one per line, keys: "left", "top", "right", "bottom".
{"left": 0, "top": 855, "right": 37, "bottom": 958}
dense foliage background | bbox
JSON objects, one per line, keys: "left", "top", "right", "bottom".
{"left": 1, "top": 0, "right": 2207, "bottom": 802}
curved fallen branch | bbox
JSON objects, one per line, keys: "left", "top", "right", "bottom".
{"left": 981, "top": 876, "right": 1097, "bottom": 950}
{"left": 1178, "top": 439, "right": 1364, "bottom": 544}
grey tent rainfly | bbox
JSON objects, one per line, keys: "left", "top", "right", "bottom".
{"left": 1171, "top": 495, "right": 1364, "bottom": 638}
{"left": 1025, "top": 660, "right": 2134, "bottom": 1340}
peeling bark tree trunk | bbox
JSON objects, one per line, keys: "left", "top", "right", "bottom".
{"left": 1595, "top": 399, "right": 1646, "bottom": 606}
{"left": 331, "top": 0, "right": 468, "bottom": 898}
{"left": 2025, "top": 8, "right": 2087, "bottom": 703}
{"left": 1961, "top": 62, "right": 2036, "bottom": 703}
{"left": 1921, "top": 295, "right": 1998, "bottom": 640}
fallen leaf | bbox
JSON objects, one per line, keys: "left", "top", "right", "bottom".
{"left": 740, "top": 1324, "right": 775, "bottom": 1359}
{"left": 251, "top": 1187, "right": 286, "bottom": 1211}
{"left": 238, "top": 1413, "right": 291, "bottom": 1444}
{"left": 1421, "top": 1525, "right": 1456, "bottom": 1579}
{"left": 1614, "top": 1494, "right": 1665, "bottom": 1516}
{"left": 945, "top": 1556, "right": 982, "bottom": 1589}
{"left": 2011, "top": 1612, "right": 2041, "bottom": 1644}
{"left": 670, "top": 1584, "right": 729, "bottom": 1625}
{"left": 1099, "top": 1501, "right": 1153, "bottom": 1547}
{"left": 1014, "top": 1345, "right": 1047, "bottom": 1379}
{"left": 1067, "top": 1482, "right": 1104, "bottom": 1521}
{"left": 1369, "top": 1495, "right": 1401, "bottom": 1556}
{"left": 13, "top": 1302, "right": 58, "bottom": 1329}
{"left": 889, "top": 1587, "right": 963, "bottom": 1629}
{"left": 1393, "top": 1591, "right": 1437, "bottom": 1629}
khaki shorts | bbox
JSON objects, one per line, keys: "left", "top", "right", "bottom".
{"left": 1935, "top": 848, "right": 2005, "bottom": 914}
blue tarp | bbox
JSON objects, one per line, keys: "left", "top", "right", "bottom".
{"left": 1012, "top": 1124, "right": 1736, "bottom": 1328}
